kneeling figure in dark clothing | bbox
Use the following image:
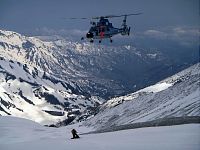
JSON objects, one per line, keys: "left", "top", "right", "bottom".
{"left": 71, "top": 129, "right": 80, "bottom": 139}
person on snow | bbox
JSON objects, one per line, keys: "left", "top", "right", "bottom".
{"left": 71, "top": 129, "right": 80, "bottom": 139}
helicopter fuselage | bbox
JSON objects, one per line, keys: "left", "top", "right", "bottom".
{"left": 85, "top": 17, "right": 130, "bottom": 43}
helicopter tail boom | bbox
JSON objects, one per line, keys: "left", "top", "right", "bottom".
{"left": 120, "top": 15, "right": 131, "bottom": 36}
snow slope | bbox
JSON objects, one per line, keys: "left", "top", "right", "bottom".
{"left": 83, "top": 63, "right": 200, "bottom": 129}
{"left": 0, "top": 116, "right": 199, "bottom": 150}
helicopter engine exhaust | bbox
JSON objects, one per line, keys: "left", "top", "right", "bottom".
{"left": 86, "top": 32, "right": 94, "bottom": 38}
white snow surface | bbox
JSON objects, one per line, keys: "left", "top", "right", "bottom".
{"left": 0, "top": 116, "right": 199, "bottom": 150}
{"left": 138, "top": 82, "right": 172, "bottom": 93}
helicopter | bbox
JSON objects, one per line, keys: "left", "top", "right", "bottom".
{"left": 70, "top": 13, "right": 142, "bottom": 43}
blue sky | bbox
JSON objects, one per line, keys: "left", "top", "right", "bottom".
{"left": 0, "top": 0, "right": 199, "bottom": 47}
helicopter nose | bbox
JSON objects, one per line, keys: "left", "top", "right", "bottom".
{"left": 86, "top": 32, "right": 94, "bottom": 38}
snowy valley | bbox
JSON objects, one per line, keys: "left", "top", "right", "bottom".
{"left": 0, "top": 29, "right": 196, "bottom": 99}
{"left": 1, "top": 29, "right": 197, "bottom": 125}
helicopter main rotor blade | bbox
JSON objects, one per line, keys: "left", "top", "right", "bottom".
{"left": 104, "top": 13, "right": 143, "bottom": 18}
{"left": 91, "top": 13, "right": 142, "bottom": 19}
{"left": 91, "top": 16, "right": 103, "bottom": 19}
{"left": 67, "top": 13, "right": 142, "bottom": 20}
{"left": 69, "top": 17, "right": 89, "bottom": 20}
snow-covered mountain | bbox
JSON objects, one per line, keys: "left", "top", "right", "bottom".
{"left": 1, "top": 29, "right": 196, "bottom": 99}
{"left": 83, "top": 63, "right": 200, "bottom": 129}
{"left": 0, "top": 33, "right": 106, "bottom": 125}
{"left": 0, "top": 29, "right": 198, "bottom": 126}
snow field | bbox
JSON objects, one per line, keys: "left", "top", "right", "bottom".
{"left": 0, "top": 116, "right": 199, "bottom": 150}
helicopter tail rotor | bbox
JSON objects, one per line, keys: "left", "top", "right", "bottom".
{"left": 128, "top": 27, "right": 131, "bottom": 36}
{"left": 122, "top": 15, "right": 127, "bottom": 28}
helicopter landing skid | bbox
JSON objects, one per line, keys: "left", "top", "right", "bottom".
{"left": 82, "top": 37, "right": 113, "bottom": 43}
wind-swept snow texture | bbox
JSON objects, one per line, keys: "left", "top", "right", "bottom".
{"left": 84, "top": 63, "right": 200, "bottom": 129}
{"left": 0, "top": 116, "right": 199, "bottom": 150}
